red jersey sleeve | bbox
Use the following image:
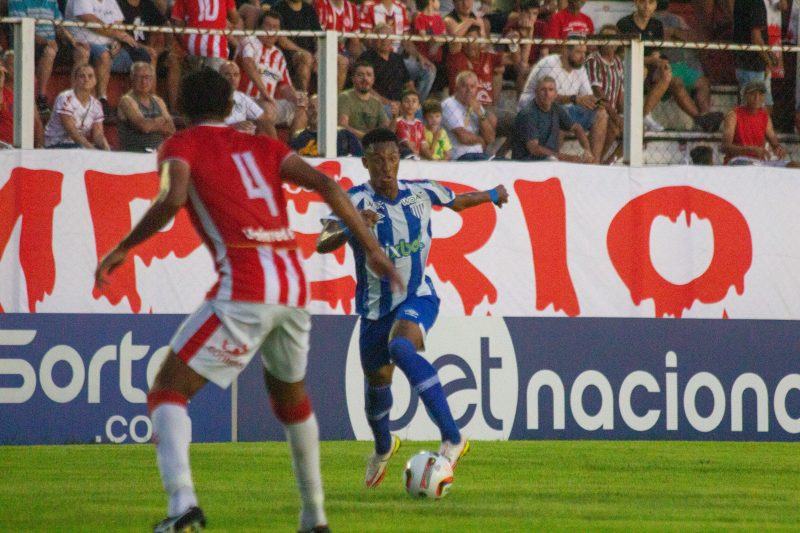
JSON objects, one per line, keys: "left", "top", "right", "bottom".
{"left": 158, "top": 132, "right": 192, "bottom": 167}
{"left": 171, "top": 0, "right": 185, "bottom": 21}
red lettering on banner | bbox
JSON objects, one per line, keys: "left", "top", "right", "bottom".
{"left": 430, "top": 181, "right": 498, "bottom": 314}
{"left": 284, "top": 160, "right": 354, "bottom": 215}
{"left": 514, "top": 178, "right": 580, "bottom": 316}
{"left": 85, "top": 170, "right": 203, "bottom": 312}
{"left": 607, "top": 186, "right": 751, "bottom": 317}
{"left": 310, "top": 276, "right": 356, "bottom": 313}
{"left": 0, "top": 168, "right": 63, "bottom": 312}
{"left": 295, "top": 231, "right": 346, "bottom": 263}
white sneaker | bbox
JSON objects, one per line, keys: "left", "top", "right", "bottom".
{"left": 438, "top": 439, "right": 470, "bottom": 470}
{"left": 643, "top": 114, "right": 665, "bottom": 132}
{"left": 364, "top": 434, "right": 401, "bottom": 488}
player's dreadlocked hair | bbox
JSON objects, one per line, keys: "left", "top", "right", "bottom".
{"left": 179, "top": 68, "right": 232, "bottom": 120}
{"left": 362, "top": 128, "right": 399, "bottom": 153}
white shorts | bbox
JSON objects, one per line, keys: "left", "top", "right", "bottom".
{"left": 170, "top": 299, "right": 311, "bottom": 388}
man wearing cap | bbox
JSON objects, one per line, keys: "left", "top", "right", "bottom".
{"left": 721, "top": 80, "right": 786, "bottom": 165}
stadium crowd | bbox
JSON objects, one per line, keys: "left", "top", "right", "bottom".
{"left": 1, "top": 0, "right": 799, "bottom": 164}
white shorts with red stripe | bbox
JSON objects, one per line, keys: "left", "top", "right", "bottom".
{"left": 170, "top": 299, "right": 311, "bottom": 388}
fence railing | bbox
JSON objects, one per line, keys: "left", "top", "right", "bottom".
{"left": 2, "top": 16, "right": 800, "bottom": 164}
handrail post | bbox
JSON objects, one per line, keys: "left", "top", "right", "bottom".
{"left": 623, "top": 38, "right": 645, "bottom": 166}
{"left": 317, "top": 30, "right": 338, "bottom": 158}
{"left": 13, "top": 17, "right": 35, "bottom": 149}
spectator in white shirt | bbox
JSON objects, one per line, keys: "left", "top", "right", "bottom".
{"left": 441, "top": 70, "right": 497, "bottom": 160}
{"left": 44, "top": 64, "right": 110, "bottom": 149}
{"left": 219, "top": 60, "right": 276, "bottom": 137}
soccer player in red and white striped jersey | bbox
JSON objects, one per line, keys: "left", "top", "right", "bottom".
{"left": 171, "top": 0, "right": 239, "bottom": 62}
{"left": 95, "top": 68, "right": 402, "bottom": 533}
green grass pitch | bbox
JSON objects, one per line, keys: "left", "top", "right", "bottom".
{"left": 1, "top": 440, "right": 798, "bottom": 532}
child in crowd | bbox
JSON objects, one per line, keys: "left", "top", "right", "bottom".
{"left": 395, "top": 89, "right": 428, "bottom": 158}
{"left": 414, "top": 0, "right": 446, "bottom": 66}
{"left": 422, "top": 97, "right": 452, "bottom": 160}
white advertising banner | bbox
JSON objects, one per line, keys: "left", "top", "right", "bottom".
{"left": 2, "top": 150, "right": 799, "bottom": 319}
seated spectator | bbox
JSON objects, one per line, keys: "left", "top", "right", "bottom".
{"left": 166, "top": 0, "right": 240, "bottom": 110}
{"left": 220, "top": 60, "right": 276, "bottom": 136}
{"left": 118, "top": 0, "right": 166, "bottom": 68}
{"left": 361, "top": 0, "right": 436, "bottom": 101}
{"left": 502, "top": 0, "right": 540, "bottom": 92}
{"left": 541, "top": 0, "right": 593, "bottom": 57}
{"left": 655, "top": 0, "right": 720, "bottom": 130}
{"left": 690, "top": 145, "right": 714, "bottom": 164}
{"left": 422, "top": 97, "right": 452, "bottom": 160}
{"left": 721, "top": 80, "right": 788, "bottom": 165}
{"left": 512, "top": 75, "right": 593, "bottom": 162}
{"left": 441, "top": 70, "right": 497, "bottom": 160}
{"left": 360, "top": 23, "right": 414, "bottom": 121}
{"left": 271, "top": 0, "right": 321, "bottom": 91}
{"left": 8, "top": 0, "right": 84, "bottom": 114}
{"left": 518, "top": 42, "right": 608, "bottom": 163}
{"left": 444, "top": 0, "right": 490, "bottom": 55}
{"left": 314, "top": 0, "right": 361, "bottom": 90}
{"left": 586, "top": 25, "right": 623, "bottom": 162}
{"left": 395, "top": 89, "right": 427, "bottom": 158}
{"left": 291, "top": 94, "right": 364, "bottom": 156}
{"left": 617, "top": 0, "right": 723, "bottom": 132}
{"left": 338, "top": 61, "right": 391, "bottom": 139}
{"left": 44, "top": 64, "right": 110, "bottom": 149}
{"left": 116, "top": 61, "right": 174, "bottom": 152}
{"left": 447, "top": 24, "right": 517, "bottom": 108}
{"left": 65, "top": 0, "right": 151, "bottom": 116}
{"left": 236, "top": 11, "right": 308, "bottom": 134}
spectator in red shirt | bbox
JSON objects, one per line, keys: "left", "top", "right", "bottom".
{"left": 503, "top": 0, "right": 540, "bottom": 92}
{"left": 721, "top": 80, "right": 787, "bottom": 164}
{"left": 541, "top": 0, "right": 593, "bottom": 57}
{"left": 0, "top": 63, "right": 14, "bottom": 146}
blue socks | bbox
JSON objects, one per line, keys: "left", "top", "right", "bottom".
{"left": 365, "top": 384, "right": 393, "bottom": 455}
{"left": 387, "top": 337, "right": 460, "bottom": 444}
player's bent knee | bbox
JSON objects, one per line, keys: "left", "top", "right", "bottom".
{"left": 270, "top": 394, "right": 313, "bottom": 424}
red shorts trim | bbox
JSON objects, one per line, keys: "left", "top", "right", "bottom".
{"left": 147, "top": 390, "right": 188, "bottom": 413}
{"left": 270, "top": 395, "right": 312, "bottom": 424}
{"left": 177, "top": 313, "right": 221, "bottom": 364}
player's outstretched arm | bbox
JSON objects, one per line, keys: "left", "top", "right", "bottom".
{"left": 281, "top": 155, "right": 405, "bottom": 293}
{"left": 316, "top": 210, "right": 379, "bottom": 254}
{"left": 94, "top": 160, "right": 190, "bottom": 288}
{"left": 450, "top": 184, "right": 509, "bottom": 212}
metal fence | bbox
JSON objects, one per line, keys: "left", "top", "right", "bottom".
{"left": 1, "top": 16, "right": 799, "bottom": 165}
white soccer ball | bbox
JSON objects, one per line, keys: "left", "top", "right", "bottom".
{"left": 403, "top": 451, "right": 454, "bottom": 499}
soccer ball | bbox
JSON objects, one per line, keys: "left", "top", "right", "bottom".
{"left": 403, "top": 451, "right": 454, "bottom": 499}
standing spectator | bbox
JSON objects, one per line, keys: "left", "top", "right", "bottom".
{"left": 314, "top": 0, "right": 360, "bottom": 90}
{"left": 422, "top": 97, "right": 452, "bottom": 160}
{"left": 236, "top": 11, "right": 308, "bottom": 134}
{"left": 502, "top": 0, "right": 540, "bottom": 91}
{"left": 441, "top": 70, "right": 497, "bottom": 160}
{"left": 446, "top": 24, "right": 517, "bottom": 109}
{"left": 518, "top": 42, "right": 608, "bottom": 163}
{"left": 586, "top": 25, "right": 623, "bottom": 162}
{"left": 166, "top": 0, "right": 240, "bottom": 110}
{"left": 395, "top": 89, "right": 427, "bottom": 158}
{"left": 116, "top": 61, "right": 174, "bottom": 152}
{"left": 338, "top": 61, "right": 390, "bottom": 139}
{"left": 617, "top": 0, "right": 723, "bottom": 131}
{"left": 44, "top": 64, "right": 110, "bottom": 149}
{"left": 444, "top": 0, "right": 488, "bottom": 55}
{"left": 361, "top": 0, "right": 436, "bottom": 100}
{"left": 8, "top": 0, "right": 85, "bottom": 114}
{"left": 360, "top": 23, "right": 414, "bottom": 120}
{"left": 512, "top": 75, "right": 593, "bottom": 162}
{"left": 721, "top": 80, "right": 787, "bottom": 164}
{"left": 732, "top": 0, "right": 774, "bottom": 108}
{"left": 413, "top": 0, "right": 446, "bottom": 68}
{"left": 220, "top": 60, "right": 275, "bottom": 136}
{"left": 65, "top": 0, "right": 148, "bottom": 116}
{"left": 271, "top": 0, "right": 321, "bottom": 91}
{"left": 541, "top": 0, "right": 592, "bottom": 56}
{"left": 291, "top": 94, "right": 364, "bottom": 156}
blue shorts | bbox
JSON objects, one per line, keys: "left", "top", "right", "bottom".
{"left": 564, "top": 103, "right": 596, "bottom": 131}
{"left": 358, "top": 293, "right": 440, "bottom": 373}
{"left": 87, "top": 42, "right": 142, "bottom": 74}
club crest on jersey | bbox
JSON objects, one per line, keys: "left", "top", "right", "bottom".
{"left": 385, "top": 234, "right": 424, "bottom": 259}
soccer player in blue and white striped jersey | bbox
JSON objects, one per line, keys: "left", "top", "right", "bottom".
{"left": 317, "top": 128, "right": 508, "bottom": 488}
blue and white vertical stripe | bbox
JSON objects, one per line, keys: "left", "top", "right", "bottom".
{"left": 323, "top": 179, "right": 456, "bottom": 319}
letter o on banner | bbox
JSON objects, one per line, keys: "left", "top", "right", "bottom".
{"left": 683, "top": 372, "right": 726, "bottom": 432}
{"left": 774, "top": 374, "right": 800, "bottom": 434}
{"left": 607, "top": 186, "right": 752, "bottom": 317}
{"left": 40, "top": 345, "right": 86, "bottom": 403}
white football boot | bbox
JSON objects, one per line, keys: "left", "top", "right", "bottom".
{"left": 364, "top": 434, "right": 401, "bottom": 488}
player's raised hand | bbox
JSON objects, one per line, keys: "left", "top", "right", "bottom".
{"left": 492, "top": 185, "right": 509, "bottom": 207}
{"left": 366, "top": 249, "right": 405, "bottom": 294}
{"left": 94, "top": 246, "right": 128, "bottom": 288}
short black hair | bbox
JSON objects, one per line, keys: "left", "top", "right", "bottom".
{"left": 520, "top": 0, "right": 540, "bottom": 10}
{"left": 362, "top": 128, "right": 399, "bottom": 152}
{"left": 415, "top": 0, "right": 429, "bottom": 10}
{"left": 690, "top": 145, "right": 714, "bottom": 165}
{"left": 179, "top": 68, "right": 232, "bottom": 120}
{"left": 422, "top": 98, "right": 442, "bottom": 115}
{"left": 258, "top": 9, "right": 281, "bottom": 28}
